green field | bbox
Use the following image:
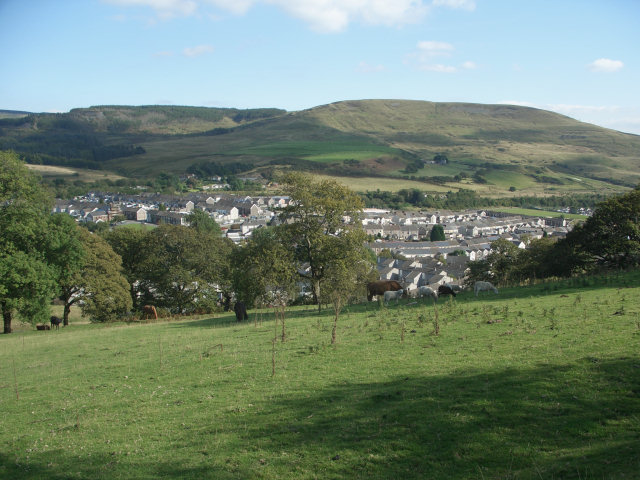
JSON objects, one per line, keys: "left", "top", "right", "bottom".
{"left": 311, "top": 174, "right": 454, "bottom": 193}
{"left": 2, "top": 271, "right": 639, "bottom": 479}
{"left": 26, "top": 164, "right": 126, "bottom": 183}
{"left": 488, "top": 207, "right": 588, "bottom": 220}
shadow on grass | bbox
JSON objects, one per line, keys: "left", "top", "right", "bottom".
{"left": 0, "top": 452, "right": 252, "bottom": 480}
{"left": 4, "top": 358, "right": 638, "bottom": 479}
{"left": 231, "top": 357, "right": 639, "bottom": 479}
{"left": 170, "top": 303, "right": 365, "bottom": 329}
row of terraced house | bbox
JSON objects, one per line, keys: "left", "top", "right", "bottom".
{"left": 54, "top": 193, "right": 574, "bottom": 292}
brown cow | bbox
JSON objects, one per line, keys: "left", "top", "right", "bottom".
{"left": 367, "top": 280, "right": 403, "bottom": 301}
{"left": 142, "top": 304, "right": 158, "bottom": 320}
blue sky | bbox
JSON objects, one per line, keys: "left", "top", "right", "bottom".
{"left": 1, "top": 0, "right": 639, "bottom": 134}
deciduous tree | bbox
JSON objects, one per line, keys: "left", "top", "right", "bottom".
{"left": 138, "top": 224, "right": 233, "bottom": 314}
{"left": 430, "top": 224, "right": 446, "bottom": 241}
{"left": 559, "top": 186, "right": 640, "bottom": 272}
{"left": 0, "top": 152, "right": 57, "bottom": 333}
{"left": 75, "top": 228, "right": 132, "bottom": 322}
{"left": 102, "top": 226, "right": 150, "bottom": 309}
{"left": 277, "top": 173, "right": 371, "bottom": 311}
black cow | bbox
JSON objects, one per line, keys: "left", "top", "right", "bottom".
{"left": 50, "top": 315, "right": 63, "bottom": 330}
{"left": 234, "top": 301, "right": 248, "bottom": 322}
{"left": 437, "top": 285, "right": 457, "bottom": 297}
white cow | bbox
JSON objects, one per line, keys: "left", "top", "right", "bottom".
{"left": 474, "top": 281, "right": 499, "bottom": 296}
{"left": 383, "top": 289, "right": 404, "bottom": 305}
{"left": 416, "top": 286, "right": 438, "bottom": 301}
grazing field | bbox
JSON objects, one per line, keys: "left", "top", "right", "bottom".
{"left": 487, "top": 207, "right": 588, "bottom": 220}
{"left": 2, "top": 271, "right": 639, "bottom": 479}
{"left": 25, "top": 164, "right": 126, "bottom": 183}
{"left": 310, "top": 174, "right": 454, "bottom": 193}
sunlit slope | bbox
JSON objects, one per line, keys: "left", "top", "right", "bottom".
{"left": 1, "top": 100, "right": 638, "bottom": 190}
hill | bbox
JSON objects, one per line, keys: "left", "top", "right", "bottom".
{"left": 1, "top": 100, "right": 638, "bottom": 196}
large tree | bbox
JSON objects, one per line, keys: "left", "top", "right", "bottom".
{"left": 558, "top": 186, "right": 640, "bottom": 272}
{"left": 0, "top": 152, "right": 58, "bottom": 333}
{"left": 102, "top": 226, "right": 150, "bottom": 310}
{"left": 48, "top": 213, "right": 86, "bottom": 325}
{"left": 137, "top": 224, "right": 233, "bottom": 314}
{"left": 277, "top": 172, "right": 371, "bottom": 310}
{"left": 231, "top": 226, "right": 297, "bottom": 309}
{"left": 466, "top": 238, "right": 522, "bottom": 287}
{"left": 75, "top": 228, "right": 133, "bottom": 322}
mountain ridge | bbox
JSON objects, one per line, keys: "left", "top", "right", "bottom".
{"left": 1, "top": 99, "right": 638, "bottom": 194}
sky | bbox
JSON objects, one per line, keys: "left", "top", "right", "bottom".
{"left": 1, "top": 0, "right": 639, "bottom": 134}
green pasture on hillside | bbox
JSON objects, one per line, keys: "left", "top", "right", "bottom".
{"left": 2, "top": 272, "right": 640, "bottom": 479}
{"left": 310, "top": 174, "right": 453, "bottom": 193}
{"left": 234, "top": 141, "right": 397, "bottom": 160}
{"left": 488, "top": 207, "right": 587, "bottom": 220}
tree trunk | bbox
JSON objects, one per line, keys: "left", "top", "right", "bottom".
{"left": 130, "top": 284, "right": 137, "bottom": 311}
{"left": 63, "top": 302, "right": 71, "bottom": 326}
{"left": 312, "top": 279, "right": 321, "bottom": 312}
{"left": 331, "top": 314, "right": 338, "bottom": 344}
{"left": 2, "top": 305, "right": 12, "bottom": 334}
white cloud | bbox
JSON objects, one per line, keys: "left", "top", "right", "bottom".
{"left": 419, "top": 63, "right": 456, "bottom": 73}
{"left": 106, "top": 0, "right": 431, "bottom": 31}
{"left": 183, "top": 44, "right": 214, "bottom": 56}
{"left": 267, "top": 0, "right": 429, "bottom": 33}
{"left": 205, "top": 0, "right": 254, "bottom": 15}
{"left": 431, "top": 0, "right": 475, "bottom": 11}
{"left": 106, "top": 0, "right": 480, "bottom": 33}
{"left": 417, "top": 41, "right": 454, "bottom": 56}
{"left": 104, "top": 0, "right": 198, "bottom": 18}
{"left": 409, "top": 40, "right": 470, "bottom": 73}
{"left": 588, "top": 58, "right": 624, "bottom": 73}
{"left": 357, "top": 61, "right": 386, "bottom": 73}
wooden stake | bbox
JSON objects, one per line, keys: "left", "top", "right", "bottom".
{"left": 12, "top": 358, "right": 19, "bottom": 400}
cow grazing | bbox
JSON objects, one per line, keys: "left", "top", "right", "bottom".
{"left": 234, "top": 301, "right": 248, "bottom": 322}
{"left": 142, "top": 304, "right": 158, "bottom": 320}
{"left": 36, "top": 324, "right": 50, "bottom": 331}
{"left": 445, "top": 283, "right": 464, "bottom": 293}
{"left": 437, "top": 285, "right": 457, "bottom": 297}
{"left": 474, "top": 281, "right": 499, "bottom": 296}
{"left": 50, "top": 315, "right": 62, "bottom": 330}
{"left": 367, "top": 280, "right": 403, "bottom": 301}
{"left": 383, "top": 289, "right": 404, "bottom": 305}
{"left": 417, "top": 286, "right": 438, "bottom": 302}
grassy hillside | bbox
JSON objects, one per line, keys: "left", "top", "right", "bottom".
{"left": 2, "top": 271, "right": 639, "bottom": 479}
{"left": 1, "top": 100, "right": 638, "bottom": 196}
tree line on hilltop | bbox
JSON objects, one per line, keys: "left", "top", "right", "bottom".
{"left": 1, "top": 150, "right": 638, "bottom": 335}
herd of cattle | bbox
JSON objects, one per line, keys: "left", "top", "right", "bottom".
{"left": 367, "top": 279, "right": 499, "bottom": 305}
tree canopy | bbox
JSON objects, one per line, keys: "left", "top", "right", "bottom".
{"left": 0, "top": 152, "right": 58, "bottom": 333}
{"left": 430, "top": 224, "right": 446, "bottom": 241}
{"left": 558, "top": 186, "right": 640, "bottom": 272}
{"left": 277, "top": 172, "right": 372, "bottom": 309}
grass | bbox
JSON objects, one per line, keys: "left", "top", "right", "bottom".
{"left": 487, "top": 207, "right": 588, "bottom": 220}
{"left": 310, "top": 174, "right": 454, "bottom": 193}
{"left": 2, "top": 271, "right": 640, "bottom": 479}
{"left": 26, "top": 164, "right": 126, "bottom": 183}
